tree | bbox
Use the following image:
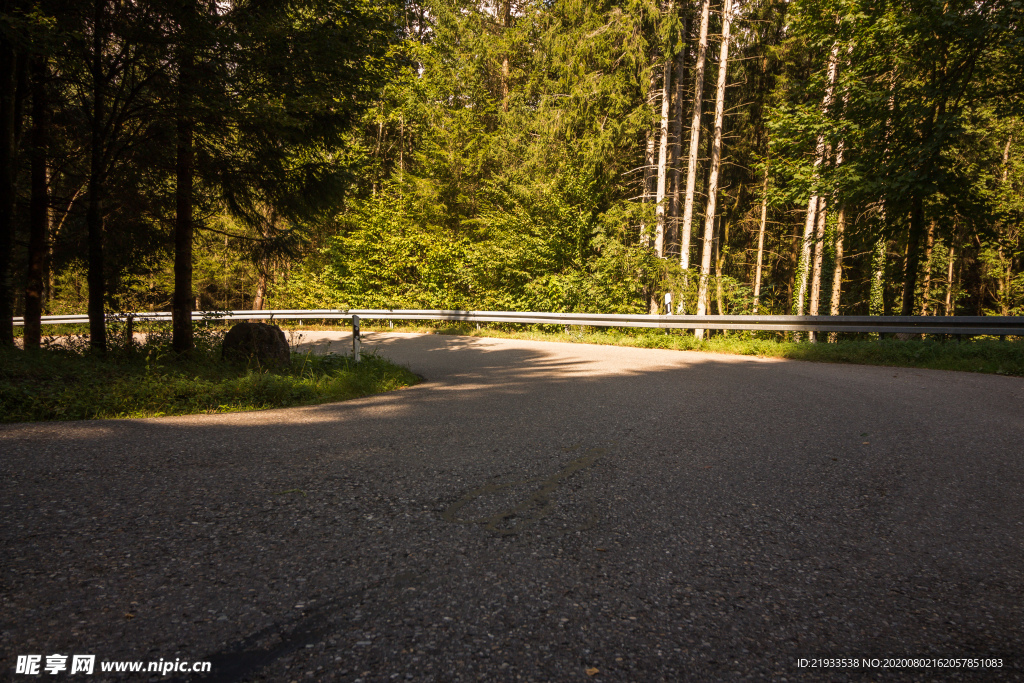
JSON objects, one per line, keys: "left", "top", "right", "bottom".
{"left": 694, "top": 0, "right": 732, "bottom": 339}
{"left": 679, "top": 0, "right": 710, "bottom": 278}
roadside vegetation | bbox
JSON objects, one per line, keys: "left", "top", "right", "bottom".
{"left": 339, "top": 321, "right": 1024, "bottom": 377}
{"left": 0, "top": 326, "right": 418, "bottom": 423}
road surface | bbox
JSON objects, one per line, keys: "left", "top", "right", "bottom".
{"left": 2, "top": 332, "right": 1023, "bottom": 681}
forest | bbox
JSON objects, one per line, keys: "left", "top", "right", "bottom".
{"left": 2, "top": 0, "right": 1022, "bottom": 353}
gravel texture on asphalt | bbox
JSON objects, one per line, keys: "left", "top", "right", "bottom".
{"left": 2, "top": 332, "right": 1023, "bottom": 682}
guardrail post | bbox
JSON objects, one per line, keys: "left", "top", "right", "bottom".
{"left": 352, "top": 314, "right": 361, "bottom": 362}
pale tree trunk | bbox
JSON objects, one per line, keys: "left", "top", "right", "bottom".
{"left": 807, "top": 193, "right": 828, "bottom": 342}
{"left": 654, "top": 53, "right": 672, "bottom": 257}
{"left": 752, "top": 170, "right": 768, "bottom": 314}
{"left": 826, "top": 46, "right": 853, "bottom": 341}
{"left": 796, "top": 197, "right": 818, "bottom": 313}
{"left": 649, "top": 46, "right": 674, "bottom": 315}
{"left": 826, "top": 86, "right": 850, "bottom": 341}
{"left": 810, "top": 133, "right": 836, "bottom": 322}
{"left": 795, "top": 43, "right": 839, "bottom": 322}
{"left": 828, "top": 209, "right": 845, "bottom": 315}
{"left": 920, "top": 221, "right": 935, "bottom": 315}
{"left": 944, "top": 244, "right": 955, "bottom": 315}
{"left": 1001, "top": 135, "right": 1012, "bottom": 183}
{"left": 824, "top": 206, "right": 846, "bottom": 343}
{"left": 694, "top": 0, "right": 732, "bottom": 340}
{"left": 679, "top": 0, "right": 710, "bottom": 275}
{"left": 809, "top": 194, "right": 828, "bottom": 313}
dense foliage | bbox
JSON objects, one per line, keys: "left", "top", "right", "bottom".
{"left": 2, "top": 0, "right": 1022, "bottom": 350}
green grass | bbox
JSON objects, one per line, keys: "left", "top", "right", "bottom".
{"left": 1, "top": 329, "right": 419, "bottom": 423}
{"left": 9, "top": 321, "right": 1021, "bottom": 423}
{"left": 346, "top": 321, "right": 1024, "bottom": 377}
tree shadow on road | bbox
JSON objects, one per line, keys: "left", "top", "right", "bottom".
{"left": 3, "top": 334, "right": 1024, "bottom": 681}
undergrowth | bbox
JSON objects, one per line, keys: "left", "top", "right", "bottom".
{"left": 1, "top": 324, "right": 419, "bottom": 423}
{"left": 461, "top": 327, "right": 1024, "bottom": 376}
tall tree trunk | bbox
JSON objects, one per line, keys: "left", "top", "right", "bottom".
{"left": 809, "top": 197, "right": 828, "bottom": 313}
{"left": 826, "top": 46, "right": 852, "bottom": 341}
{"left": 796, "top": 43, "right": 839, "bottom": 320}
{"left": 694, "top": 0, "right": 731, "bottom": 340}
{"left": 752, "top": 170, "right": 768, "bottom": 314}
{"left": 654, "top": 53, "right": 672, "bottom": 258}
{"left": 944, "top": 244, "right": 955, "bottom": 315}
{"left": 786, "top": 221, "right": 800, "bottom": 317}
{"left": 86, "top": 0, "right": 108, "bottom": 353}
{"left": 715, "top": 213, "right": 729, "bottom": 316}
{"left": 24, "top": 57, "right": 49, "bottom": 350}
{"left": 668, "top": 13, "right": 688, "bottom": 257}
{"left": 0, "top": 26, "right": 17, "bottom": 347}
{"left": 901, "top": 194, "right": 925, "bottom": 316}
{"left": 920, "top": 221, "right": 935, "bottom": 315}
{"left": 172, "top": 51, "right": 195, "bottom": 353}
{"left": 640, "top": 67, "right": 657, "bottom": 248}
{"left": 826, "top": 206, "right": 845, "bottom": 342}
{"left": 643, "top": 131, "right": 656, "bottom": 209}
{"left": 827, "top": 115, "right": 848, "bottom": 336}
{"left": 830, "top": 211, "right": 845, "bottom": 310}
{"left": 807, "top": 194, "right": 828, "bottom": 341}
{"left": 679, "top": 0, "right": 710, "bottom": 274}
{"left": 253, "top": 271, "right": 267, "bottom": 310}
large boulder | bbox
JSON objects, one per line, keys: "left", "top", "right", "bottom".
{"left": 221, "top": 322, "right": 290, "bottom": 367}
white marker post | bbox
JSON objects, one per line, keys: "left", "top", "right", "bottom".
{"left": 664, "top": 292, "right": 673, "bottom": 316}
{"left": 352, "top": 314, "right": 361, "bottom": 363}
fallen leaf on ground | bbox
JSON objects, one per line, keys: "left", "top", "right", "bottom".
{"left": 585, "top": 667, "right": 599, "bottom": 676}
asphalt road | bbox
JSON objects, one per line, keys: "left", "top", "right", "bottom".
{"left": 2, "top": 332, "right": 1023, "bottom": 682}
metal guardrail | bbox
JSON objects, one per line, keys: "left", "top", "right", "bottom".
{"left": 11, "top": 309, "right": 1024, "bottom": 336}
